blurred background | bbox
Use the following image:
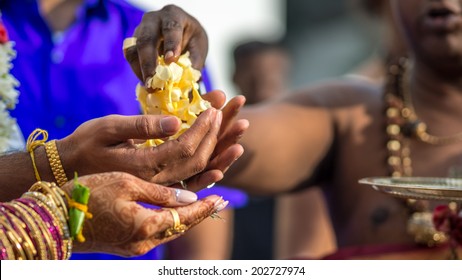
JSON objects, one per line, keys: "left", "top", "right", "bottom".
{"left": 129, "top": 0, "right": 380, "bottom": 93}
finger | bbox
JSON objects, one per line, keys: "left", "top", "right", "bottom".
{"left": 151, "top": 108, "right": 216, "bottom": 164}
{"left": 209, "top": 144, "right": 244, "bottom": 173}
{"left": 177, "top": 195, "right": 229, "bottom": 227}
{"left": 159, "top": 20, "right": 184, "bottom": 64}
{"left": 184, "top": 31, "right": 208, "bottom": 69}
{"left": 181, "top": 170, "right": 223, "bottom": 192}
{"left": 135, "top": 195, "right": 226, "bottom": 241}
{"left": 124, "top": 46, "right": 144, "bottom": 82}
{"left": 201, "top": 90, "right": 226, "bottom": 109}
{"left": 125, "top": 179, "right": 198, "bottom": 207}
{"left": 148, "top": 109, "right": 220, "bottom": 185}
{"left": 220, "top": 95, "right": 246, "bottom": 135}
{"left": 175, "top": 110, "right": 222, "bottom": 176}
{"left": 214, "top": 119, "right": 249, "bottom": 157}
{"left": 134, "top": 15, "right": 162, "bottom": 83}
{"left": 184, "top": 144, "right": 244, "bottom": 192}
{"left": 98, "top": 115, "right": 181, "bottom": 143}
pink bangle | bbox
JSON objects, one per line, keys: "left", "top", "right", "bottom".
{"left": 17, "top": 198, "right": 63, "bottom": 259}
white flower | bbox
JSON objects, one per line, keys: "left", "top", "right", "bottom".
{"left": 136, "top": 52, "right": 211, "bottom": 146}
{"left": 0, "top": 40, "right": 20, "bottom": 152}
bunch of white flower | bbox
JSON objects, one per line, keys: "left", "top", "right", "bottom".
{"left": 136, "top": 52, "right": 211, "bottom": 147}
{"left": 0, "top": 41, "right": 20, "bottom": 152}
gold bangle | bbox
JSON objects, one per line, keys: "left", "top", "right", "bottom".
{"left": 7, "top": 202, "right": 47, "bottom": 259}
{"left": 22, "top": 192, "right": 63, "bottom": 259}
{"left": 5, "top": 213, "right": 37, "bottom": 259}
{"left": 26, "top": 129, "right": 49, "bottom": 182}
{"left": 24, "top": 183, "right": 72, "bottom": 259}
{"left": 0, "top": 217, "right": 27, "bottom": 260}
{"left": 0, "top": 224, "right": 15, "bottom": 259}
{"left": 30, "top": 181, "right": 69, "bottom": 221}
{"left": 12, "top": 202, "right": 49, "bottom": 259}
{"left": 16, "top": 196, "right": 57, "bottom": 260}
{"left": 44, "top": 140, "right": 68, "bottom": 187}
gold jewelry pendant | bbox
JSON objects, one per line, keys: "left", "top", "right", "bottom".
{"left": 407, "top": 211, "right": 448, "bottom": 247}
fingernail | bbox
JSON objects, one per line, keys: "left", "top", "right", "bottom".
{"left": 160, "top": 116, "right": 179, "bottom": 134}
{"left": 145, "top": 77, "right": 153, "bottom": 88}
{"left": 215, "top": 111, "right": 223, "bottom": 127}
{"left": 207, "top": 183, "right": 215, "bottom": 189}
{"left": 175, "top": 189, "right": 198, "bottom": 204}
{"left": 214, "top": 196, "right": 224, "bottom": 207}
{"left": 165, "top": 51, "right": 174, "bottom": 60}
{"left": 215, "top": 200, "right": 229, "bottom": 212}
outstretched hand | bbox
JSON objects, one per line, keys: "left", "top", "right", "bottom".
{"left": 57, "top": 108, "right": 216, "bottom": 187}
{"left": 175, "top": 91, "right": 249, "bottom": 192}
{"left": 62, "top": 172, "right": 228, "bottom": 256}
{"left": 57, "top": 97, "right": 247, "bottom": 191}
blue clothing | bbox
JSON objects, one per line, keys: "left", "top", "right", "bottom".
{"left": 1, "top": 0, "right": 246, "bottom": 260}
{"left": 2, "top": 0, "right": 144, "bottom": 140}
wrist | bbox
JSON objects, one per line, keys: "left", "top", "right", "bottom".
{"left": 55, "top": 138, "right": 78, "bottom": 182}
{"left": 34, "top": 145, "right": 56, "bottom": 183}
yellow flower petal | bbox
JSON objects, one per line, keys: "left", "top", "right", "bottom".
{"left": 136, "top": 51, "right": 211, "bottom": 146}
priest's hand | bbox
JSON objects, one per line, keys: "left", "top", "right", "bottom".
{"left": 125, "top": 4, "right": 208, "bottom": 84}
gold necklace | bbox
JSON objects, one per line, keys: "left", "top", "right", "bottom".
{"left": 400, "top": 61, "right": 462, "bottom": 145}
{"left": 384, "top": 57, "right": 448, "bottom": 247}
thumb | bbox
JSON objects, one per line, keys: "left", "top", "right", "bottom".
{"left": 98, "top": 115, "right": 181, "bottom": 143}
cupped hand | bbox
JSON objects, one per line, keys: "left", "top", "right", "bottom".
{"left": 62, "top": 172, "right": 228, "bottom": 256}
{"left": 58, "top": 108, "right": 222, "bottom": 187}
{"left": 176, "top": 91, "right": 249, "bottom": 192}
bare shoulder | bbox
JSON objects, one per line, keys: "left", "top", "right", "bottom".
{"left": 283, "top": 78, "right": 383, "bottom": 110}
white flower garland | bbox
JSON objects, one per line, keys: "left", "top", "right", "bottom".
{"left": 0, "top": 40, "right": 20, "bottom": 152}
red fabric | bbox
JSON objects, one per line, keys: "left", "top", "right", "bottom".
{"left": 0, "top": 21, "right": 8, "bottom": 43}
{"left": 321, "top": 243, "right": 427, "bottom": 260}
{"left": 288, "top": 243, "right": 454, "bottom": 260}
{"left": 433, "top": 205, "right": 462, "bottom": 247}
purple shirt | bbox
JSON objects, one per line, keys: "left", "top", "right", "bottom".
{"left": 2, "top": 0, "right": 144, "bottom": 140}
{"left": 1, "top": 0, "right": 246, "bottom": 260}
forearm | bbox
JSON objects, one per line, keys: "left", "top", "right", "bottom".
{"left": 0, "top": 146, "right": 56, "bottom": 201}
{"left": 221, "top": 103, "right": 334, "bottom": 195}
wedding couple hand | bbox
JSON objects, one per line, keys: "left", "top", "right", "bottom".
{"left": 58, "top": 90, "right": 247, "bottom": 191}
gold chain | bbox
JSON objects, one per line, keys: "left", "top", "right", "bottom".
{"left": 44, "top": 140, "right": 68, "bottom": 187}
{"left": 399, "top": 60, "right": 462, "bottom": 145}
{"left": 384, "top": 58, "right": 448, "bottom": 247}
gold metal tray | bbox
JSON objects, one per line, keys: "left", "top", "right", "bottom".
{"left": 358, "top": 177, "right": 462, "bottom": 201}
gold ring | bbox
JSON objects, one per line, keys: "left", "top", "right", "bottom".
{"left": 122, "top": 37, "right": 137, "bottom": 58}
{"left": 179, "top": 180, "right": 188, "bottom": 190}
{"left": 122, "top": 37, "right": 137, "bottom": 50}
{"left": 163, "top": 208, "right": 187, "bottom": 238}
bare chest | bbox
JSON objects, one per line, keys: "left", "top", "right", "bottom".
{"left": 328, "top": 111, "right": 462, "bottom": 246}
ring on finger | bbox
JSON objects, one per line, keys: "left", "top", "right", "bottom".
{"left": 122, "top": 37, "right": 137, "bottom": 57}
{"left": 179, "top": 180, "right": 188, "bottom": 190}
{"left": 163, "top": 208, "right": 187, "bottom": 238}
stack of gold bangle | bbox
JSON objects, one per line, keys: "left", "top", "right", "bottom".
{"left": 0, "top": 182, "right": 72, "bottom": 260}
